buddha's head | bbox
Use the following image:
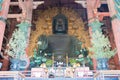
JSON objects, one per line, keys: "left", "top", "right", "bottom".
{"left": 52, "top": 14, "right": 68, "bottom": 34}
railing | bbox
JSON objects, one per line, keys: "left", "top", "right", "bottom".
{"left": 94, "top": 70, "right": 120, "bottom": 80}
{"left": 0, "top": 71, "right": 25, "bottom": 80}
{"left": 21, "top": 67, "right": 93, "bottom": 78}
{"left": 0, "top": 67, "right": 120, "bottom": 80}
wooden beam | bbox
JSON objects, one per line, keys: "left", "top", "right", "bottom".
{"left": 10, "top": 1, "right": 44, "bottom": 9}
{"left": 10, "top": 1, "right": 44, "bottom": 5}
{"left": 75, "top": 0, "right": 107, "bottom": 8}
{"left": 75, "top": 0, "right": 107, "bottom": 3}
{"left": 98, "top": 12, "right": 110, "bottom": 21}
{"left": 98, "top": 12, "right": 110, "bottom": 16}
{"left": 7, "top": 14, "right": 22, "bottom": 18}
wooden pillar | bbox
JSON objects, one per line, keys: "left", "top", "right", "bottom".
{"left": 107, "top": 0, "right": 120, "bottom": 63}
{"left": 24, "top": 0, "right": 33, "bottom": 54}
{"left": 86, "top": 0, "right": 97, "bottom": 70}
{"left": 24, "top": 0, "right": 33, "bottom": 69}
{"left": 0, "top": 0, "right": 10, "bottom": 51}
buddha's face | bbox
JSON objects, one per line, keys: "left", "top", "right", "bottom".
{"left": 52, "top": 14, "right": 68, "bottom": 34}
{"left": 55, "top": 18, "right": 65, "bottom": 31}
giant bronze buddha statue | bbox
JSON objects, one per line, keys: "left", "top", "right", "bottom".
{"left": 32, "top": 14, "right": 82, "bottom": 67}
{"left": 48, "top": 14, "right": 73, "bottom": 64}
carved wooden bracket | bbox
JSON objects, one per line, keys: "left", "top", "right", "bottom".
{"left": 8, "top": 1, "right": 44, "bottom": 22}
